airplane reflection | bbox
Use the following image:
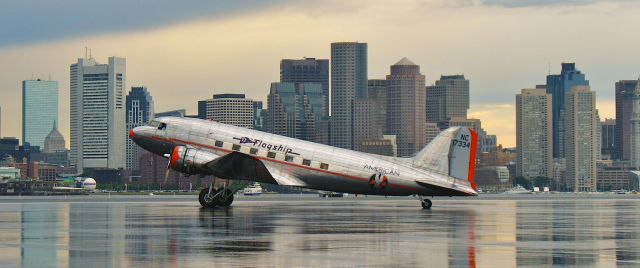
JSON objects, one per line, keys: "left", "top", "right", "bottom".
{"left": 3, "top": 198, "right": 640, "bottom": 267}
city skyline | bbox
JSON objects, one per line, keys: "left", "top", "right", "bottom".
{"left": 1, "top": 1, "right": 640, "bottom": 147}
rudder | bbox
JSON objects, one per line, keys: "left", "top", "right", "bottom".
{"left": 412, "top": 127, "right": 478, "bottom": 190}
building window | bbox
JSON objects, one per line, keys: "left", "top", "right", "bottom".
{"left": 285, "top": 155, "right": 294, "bottom": 162}
{"left": 250, "top": 148, "right": 258, "bottom": 154}
{"left": 267, "top": 152, "right": 276, "bottom": 158}
{"left": 232, "top": 144, "right": 241, "bottom": 151}
{"left": 320, "top": 163, "right": 329, "bottom": 170}
{"left": 215, "top": 141, "right": 223, "bottom": 147}
{"left": 303, "top": 159, "right": 311, "bottom": 166}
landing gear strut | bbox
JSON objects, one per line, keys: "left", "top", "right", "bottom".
{"left": 199, "top": 188, "right": 234, "bottom": 208}
{"left": 414, "top": 195, "right": 432, "bottom": 209}
{"left": 198, "top": 179, "right": 251, "bottom": 208}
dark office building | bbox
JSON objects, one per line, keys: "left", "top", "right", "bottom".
{"left": 280, "top": 58, "right": 329, "bottom": 116}
{"left": 601, "top": 119, "right": 616, "bottom": 160}
{"left": 546, "top": 63, "right": 589, "bottom": 157}
{"left": 615, "top": 80, "right": 638, "bottom": 161}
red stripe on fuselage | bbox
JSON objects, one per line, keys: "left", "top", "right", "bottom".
{"left": 147, "top": 135, "right": 426, "bottom": 192}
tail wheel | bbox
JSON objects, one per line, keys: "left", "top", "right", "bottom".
{"left": 199, "top": 188, "right": 218, "bottom": 208}
{"left": 421, "top": 199, "right": 432, "bottom": 209}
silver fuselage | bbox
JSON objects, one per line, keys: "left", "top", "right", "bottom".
{"left": 131, "top": 117, "right": 476, "bottom": 196}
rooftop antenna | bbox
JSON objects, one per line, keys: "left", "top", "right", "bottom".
{"left": 548, "top": 62, "right": 551, "bottom": 75}
{"left": 89, "top": 48, "right": 92, "bottom": 59}
{"left": 85, "top": 47, "right": 88, "bottom": 59}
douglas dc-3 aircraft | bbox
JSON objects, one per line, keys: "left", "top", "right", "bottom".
{"left": 130, "top": 117, "right": 478, "bottom": 209}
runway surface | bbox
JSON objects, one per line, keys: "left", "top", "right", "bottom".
{"left": 1, "top": 195, "right": 639, "bottom": 267}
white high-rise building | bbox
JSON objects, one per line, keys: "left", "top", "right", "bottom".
{"left": 201, "top": 94, "right": 254, "bottom": 128}
{"left": 516, "top": 88, "right": 553, "bottom": 179}
{"left": 630, "top": 78, "right": 640, "bottom": 169}
{"left": 564, "top": 86, "right": 597, "bottom": 192}
{"left": 70, "top": 56, "right": 126, "bottom": 174}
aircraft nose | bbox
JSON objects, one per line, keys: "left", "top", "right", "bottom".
{"left": 129, "top": 126, "right": 148, "bottom": 143}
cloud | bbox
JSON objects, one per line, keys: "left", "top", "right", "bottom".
{"left": 479, "top": 0, "right": 600, "bottom": 8}
{"left": 0, "top": 0, "right": 289, "bottom": 48}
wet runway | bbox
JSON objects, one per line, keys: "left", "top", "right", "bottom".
{"left": 1, "top": 195, "right": 639, "bottom": 267}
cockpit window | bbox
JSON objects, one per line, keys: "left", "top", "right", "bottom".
{"left": 148, "top": 120, "right": 167, "bottom": 130}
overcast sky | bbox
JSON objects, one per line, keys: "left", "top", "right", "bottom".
{"left": 1, "top": 0, "right": 639, "bottom": 147}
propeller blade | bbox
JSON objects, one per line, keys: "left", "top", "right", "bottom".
{"left": 164, "top": 168, "right": 171, "bottom": 185}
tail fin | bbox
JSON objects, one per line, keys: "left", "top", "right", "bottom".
{"left": 412, "top": 127, "right": 478, "bottom": 190}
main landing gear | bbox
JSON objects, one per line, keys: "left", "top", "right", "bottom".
{"left": 199, "top": 179, "right": 251, "bottom": 208}
{"left": 414, "top": 195, "right": 433, "bottom": 209}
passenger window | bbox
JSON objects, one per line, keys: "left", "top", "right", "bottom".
{"left": 285, "top": 155, "right": 294, "bottom": 162}
{"left": 215, "top": 141, "right": 223, "bottom": 147}
{"left": 320, "top": 163, "right": 329, "bottom": 170}
{"left": 303, "top": 159, "right": 311, "bottom": 166}
{"left": 267, "top": 152, "right": 276, "bottom": 158}
{"left": 250, "top": 148, "right": 258, "bottom": 155}
{"left": 158, "top": 123, "right": 167, "bottom": 130}
{"left": 232, "top": 144, "right": 241, "bottom": 151}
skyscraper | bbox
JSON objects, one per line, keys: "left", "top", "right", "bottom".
{"left": 280, "top": 58, "right": 329, "bottom": 116}
{"left": 330, "top": 42, "right": 367, "bottom": 149}
{"left": 601, "top": 119, "right": 616, "bottom": 160}
{"left": 70, "top": 56, "right": 126, "bottom": 174}
{"left": 564, "top": 86, "right": 597, "bottom": 192}
{"left": 426, "top": 75, "right": 469, "bottom": 124}
{"left": 126, "top": 87, "right": 154, "bottom": 172}
{"left": 352, "top": 99, "right": 379, "bottom": 152}
{"left": 546, "top": 63, "right": 589, "bottom": 157}
{"left": 367, "top": 79, "right": 387, "bottom": 133}
{"left": 630, "top": 79, "right": 640, "bottom": 169}
{"left": 614, "top": 79, "right": 638, "bottom": 161}
{"left": 43, "top": 123, "right": 69, "bottom": 167}
{"left": 201, "top": 94, "right": 254, "bottom": 128}
{"left": 266, "top": 82, "right": 325, "bottom": 142}
{"left": 22, "top": 79, "right": 58, "bottom": 149}
{"left": 385, "top": 57, "right": 426, "bottom": 157}
{"left": 253, "top": 101, "right": 265, "bottom": 131}
{"left": 516, "top": 88, "right": 553, "bottom": 179}
{"left": 43, "top": 122, "right": 65, "bottom": 154}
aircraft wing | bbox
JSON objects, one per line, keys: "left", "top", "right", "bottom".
{"left": 203, "top": 152, "right": 306, "bottom": 186}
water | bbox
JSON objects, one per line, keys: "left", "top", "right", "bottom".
{"left": 1, "top": 195, "right": 639, "bottom": 267}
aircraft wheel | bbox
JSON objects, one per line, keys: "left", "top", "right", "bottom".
{"left": 199, "top": 188, "right": 218, "bottom": 208}
{"left": 216, "top": 189, "right": 234, "bottom": 207}
{"left": 421, "top": 199, "right": 432, "bottom": 209}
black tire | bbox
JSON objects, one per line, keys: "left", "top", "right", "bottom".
{"left": 421, "top": 199, "right": 432, "bottom": 209}
{"left": 199, "top": 188, "right": 218, "bottom": 208}
{"left": 217, "top": 189, "right": 234, "bottom": 207}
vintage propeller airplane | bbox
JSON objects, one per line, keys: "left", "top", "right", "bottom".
{"left": 130, "top": 117, "right": 478, "bottom": 209}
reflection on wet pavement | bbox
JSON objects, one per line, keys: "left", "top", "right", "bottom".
{"left": 1, "top": 198, "right": 639, "bottom": 267}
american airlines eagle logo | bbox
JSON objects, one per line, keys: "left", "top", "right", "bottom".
{"left": 369, "top": 173, "right": 388, "bottom": 189}
{"left": 234, "top": 137, "right": 300, "bottom": 155}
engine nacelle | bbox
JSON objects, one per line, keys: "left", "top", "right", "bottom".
{"left": 169, "top": 146, "right": 217, "bottom": 175}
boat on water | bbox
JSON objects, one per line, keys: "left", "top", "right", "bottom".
{"left": 502, "top": 185, "right": 532, "bottom": 194}
{"left": 243, "top": 182, "right": 263, "bottom": 196}
{"left": 318, "top": 191, "right": 344, "bottom": 198}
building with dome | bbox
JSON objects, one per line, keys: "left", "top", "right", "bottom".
{"left": 43, "top": 123, "right": 69, "bottom": 167}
